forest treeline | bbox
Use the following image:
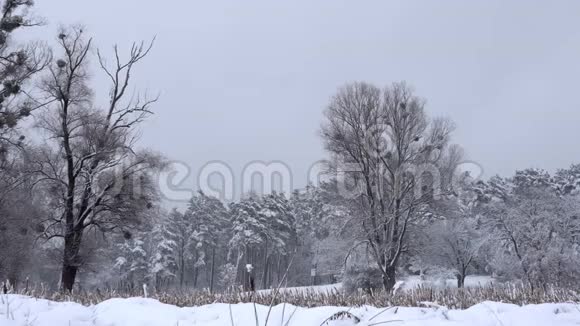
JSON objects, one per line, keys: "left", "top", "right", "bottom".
{"left": 0, "top": 1, "right": 579, "bottom": 294}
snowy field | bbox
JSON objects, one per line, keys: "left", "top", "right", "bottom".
{"left": 257, "top": 283, "right": 342, "bottom": 295}
{"left": 395, "top": 275, "right": 495, "bottom": 292}
{"left": 1, "top": 294, "right": 579, "bottom": 326}
{"left": 257, "top": 275, "right": 494, "bottom": 294}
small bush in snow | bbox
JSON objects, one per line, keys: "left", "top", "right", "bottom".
{"left": 341, "top": 266, "right": 383, "bottom": 295}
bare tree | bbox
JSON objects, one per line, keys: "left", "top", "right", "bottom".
{"left": 32, "top": 26, "right": 163, "bottom": 292}
{"left": 424, "top": 219, "right": 484, "bottom": 288}
{"left": 321, "top": 82, "right": 458, "bottom": 291}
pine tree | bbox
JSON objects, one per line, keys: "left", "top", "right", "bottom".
{"left": 150, "top": 213, "right": 179, "bottom": 290}
{"left": 259, "top": 192, "right": 296, "bottom": 255}
{"left": 185, "top": 191, "right": 229, "bottom": 290}
{"left": 228, "top": 195, "right": 267, "bottom": 289}
{"left": 115, "top": 236, "right": 149, "bottom": 288}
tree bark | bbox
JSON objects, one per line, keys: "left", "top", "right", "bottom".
{"left": 61, "top": 231, "right": 82, "bottom": 292}
{"left": 209, "top": 247, "right": 216, "bottom": 293}
{"left": 179, "top": 244, "right": 185, "bottom": 288}
{"left": 261, "top": 241, "right": 269, "bottom": 289}
{"left": 193, "top": 265, "right": 199, "bottom": 289}
{"left": 382, "top": 265, "right": 396, "bottom": 292}
{"left": 457, "top": 273, "right": 465, "bottom": 288}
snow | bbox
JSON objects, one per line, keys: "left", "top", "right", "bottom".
{"left": 395, "top": 275, "right": 495, "bottom": 291}
{"left": 257, "top": 283, "right": 341, "bottom": 295}
{"left": 259, "top": 275, "right": 493, "bottom": 295}
{"left": 1, "top": 294, "right": 579, "bottom": 326}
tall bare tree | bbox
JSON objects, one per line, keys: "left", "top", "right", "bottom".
{"left": 33, "top": 26, "right": 163, "bottom": 292}
{"left": 321, "top": 82, "right": 458, "bottom": 291}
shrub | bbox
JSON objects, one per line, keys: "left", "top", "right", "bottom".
{"left": 341, "top": 266, "right": 383, "bottom": 294}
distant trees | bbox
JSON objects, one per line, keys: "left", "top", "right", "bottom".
{"left": 0, "top": 175, "right": 42, "bottom": 286}
{"left": 115, "top": 189, "right": 329, "bottom": 292}
{"left": 475, "top": 168, "right": 580, "bottom": 289}
{"left": 0, "top": 0, "right": 49, "bottom": 287}
{"left": 153, "top": 196, "right": 229, "bottom": 290}
{"left": 423, "top": 219, "right": 484, "bottom": 288}
{"left": 289, "top": 182, "right": 354, "bottom": 285}
{"left": 184, "top": 191, "right": 228, "bottom": 292}
{"left": 115, "top": 234, "right": 149, "bottom": 288}
{"left": 228, "top": 192, "right": 297, "bottom": 290}
{"left": 165, "top": 208, "right": 190, "bottom": 288}
{"left": 321, "top": 82, "right": 459, "bottom": 291}
{"left": 99, "top": 165, "right": 580, "bottom": 293}
{"left": 0, "top": 13, "right": 576, "bottom": 294}
{"left": 150, "top": 211, "right": 179, "bottom": 289}
{"left": 32, "top": 26, "right": 162, "bottom": 292}
{"left": 407, "top": 166, "right": 580, "bottom": 290}
{"left": 412, "top": 175, "right": 486, "bottom": 288}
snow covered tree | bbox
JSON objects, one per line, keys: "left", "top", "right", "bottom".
{"left": 163, "top": 208, "right": 192, "bottom": 288}
{"left": 226, "top": 192, "right": 298, "bottom": 290}
{"left": 554, "top": 164, "right": 580, "bottom": 195}
{"left": 414, "top": 174, "right": 487, "bottom": 287}
{"left": 479, "top": 169, "right": 580, "bottom": 289}
{"left": 228, "top": 195, "right": 263, "bottom": 290}
{"left": 218, "top": 262, "right": 237, "bottom": 290}
{"left": 150, "top": 212, "right": 179, "bottom": 290}
{"left": 423, "top": 219, "right": 485, "bottom": 287}
{"left": 320, "top": 82, "right": 459, "bottom": 291}
{"left": 115, "top": 235, "right": 149, "bottom": 289}
{"left": 184, "top": 191, "right": 229, "bottom": 291}
{"left": 228, "top": 194, "right": 271, "bottom": 290}
{"left": 291, "top": 185, "right": 328, "bottom": 240}
{"left": 289, "top": 183, "right": 353, "bottom": 285}
{"left": 257, "top": 192, "right": 296, "bottom": 288}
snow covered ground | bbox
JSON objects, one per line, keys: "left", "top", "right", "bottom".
{"left": 395, "top": 275, "right": 495, "bottom": 292}
{"left": 257, "top": 275, "right": 493, "bottom": 295}
{"left": 1, "top": 294, "right": 579, "bottom": 326}
{"left": 257, "top": 283, "right": 342, "bottom": 295}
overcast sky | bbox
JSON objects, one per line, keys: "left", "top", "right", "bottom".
{"left": 28, "top": 0, "right": 580, "bottom": 196}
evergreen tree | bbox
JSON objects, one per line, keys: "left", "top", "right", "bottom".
{"left": 115, "top": 236, "right": 149, "bottom": 288}
{"left": 185, "top": 191, "right": 229, "bottom": 290}
{"left": 150, "top": 213, "right": 179, "bottom": 289}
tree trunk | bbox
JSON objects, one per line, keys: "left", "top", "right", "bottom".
{"left": 209, "top": 247, "right": 216, "bottom": 293}
{"left": 193, "top": 267, "right": 199, "bottom": 289}
{"left": 276, "top": 255, "right": 281, "bottom": 285}
{"left": 382, "top": 265, "right": 396, "bottom": 292}
{"left": 261, "top": 243, "right": 269, "bottom": 289}
{"left": 61, "top": 261, "right": 78, "bottom": 292}
{"left": 179, "top": 245, "right": 185, "bottom": 288}
{"left": 61, "top": 231, "right": 82, "bottom": 292}
{"left": 457, "top": 273, "right": 465, "bottom": 288}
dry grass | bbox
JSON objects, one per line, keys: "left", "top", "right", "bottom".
{"left": 10, "top": 284, "right": 580, "bottom": 309}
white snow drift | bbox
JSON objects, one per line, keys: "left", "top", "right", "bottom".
{"left": 1, "top": 294, "right": 579, "bottom": 326}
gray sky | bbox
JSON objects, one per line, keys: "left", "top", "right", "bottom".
{"left": 29, "top": 0, "right": 580, "bottom": 195}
